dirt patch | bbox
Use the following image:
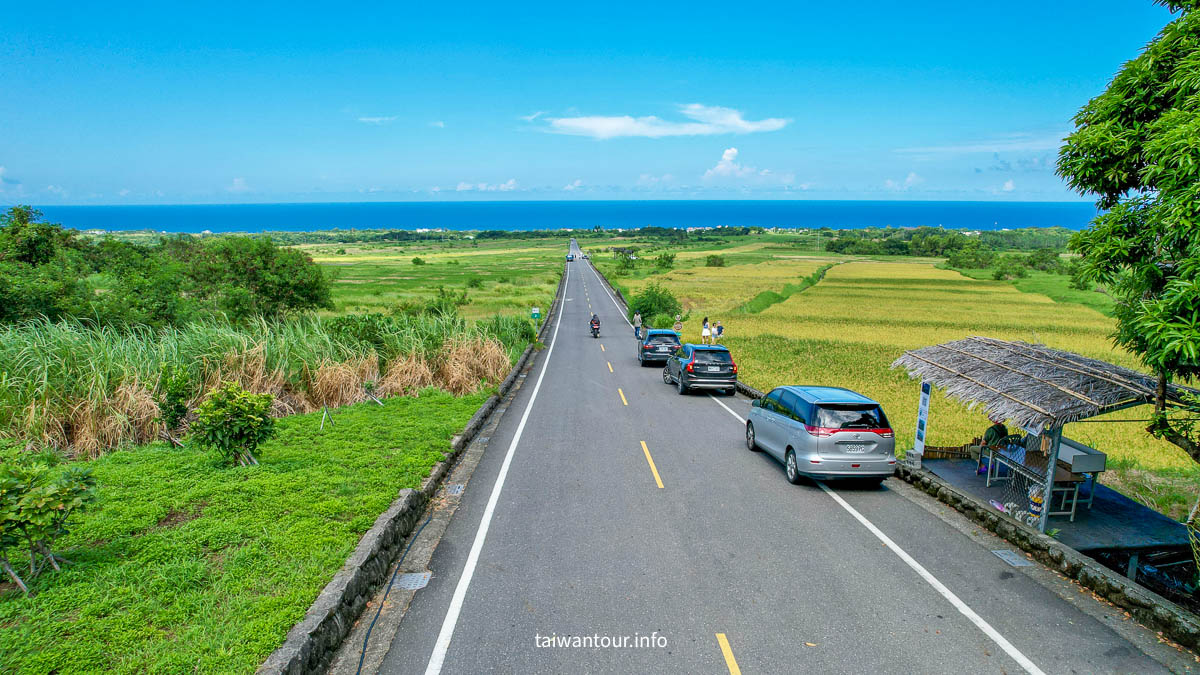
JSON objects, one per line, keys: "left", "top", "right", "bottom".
{"left": 155, "top": 501, "right": 208, "bottom": 529}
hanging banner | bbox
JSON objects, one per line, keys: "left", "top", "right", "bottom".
{"left": 913, "top": 380, "right": 932, "bottom": 457}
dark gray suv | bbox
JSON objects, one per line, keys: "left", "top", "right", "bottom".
{"left": 745, "top": 386, "right": 896, "bottom": 485}
{"left": 662, "top": 344, "right": 737, "bottom": 395}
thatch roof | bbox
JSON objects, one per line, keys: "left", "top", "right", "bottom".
{"left": 891, "top": 336, "right": 1199, "bottom": 433}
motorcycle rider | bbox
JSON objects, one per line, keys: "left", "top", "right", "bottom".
{"left": 590, "top": 313, "right": 601, "bottom": 335}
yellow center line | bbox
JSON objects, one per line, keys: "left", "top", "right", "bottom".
{"left": 640, "top": 441, "right": 664, "bottom": 489}
{"left": 607, "top": 361, "right": 613, "bottom": 373}
{"left": 618, "top": 388, "right": 628, "bottom": 406}
{"left": 716, "top": 634, "right": 741, "bottom": 675}
{"left": 600, "top": 344, "right": 605, "bottom": 352}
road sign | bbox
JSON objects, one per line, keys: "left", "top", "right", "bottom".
{"left": 913, "top": 380, "right": 931, "bottom": 457}
{"left": 673, "top": 321, "right": 683, "bottom": 332}
{"left": 531, "top": 307, "right": 541, "bottom": 319}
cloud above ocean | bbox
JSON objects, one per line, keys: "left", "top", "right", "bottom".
{"left": 543, "top": 104, "right": 790, "bottom": 139}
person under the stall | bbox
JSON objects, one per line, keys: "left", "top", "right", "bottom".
{"left": 983, "top": 414, "right": 1009, "bottom": 451}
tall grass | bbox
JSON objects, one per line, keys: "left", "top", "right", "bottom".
{"left": 0, "top": 313, "right": 535, "bottom": 457}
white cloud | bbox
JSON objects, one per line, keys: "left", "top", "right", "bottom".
{"left": 1002, "top": 179, "right": 1015, "bottom": 192}
{"left": 358, "top": 115, "right": 398, "bottom": 124}
{"left": 896, "top": 132, "right": 1067, "bottom": 155}
{"left": 430, "top": 120, "right": 445, "bottom": 128}
{"left": 44, "top": 184, "right": 67, "bottom": 196}
{"left": 456, "top": 179, "right": 518, "bottom": 192}
{"left": 637, "top": 173, "right": 674, "bottom": 186}
{"left": 118, "top": 188, "right": 130, "bottom": 197}
{"left": 545, "top": 104, "right": 790, "bottom": 139}
{"left": 227, "top": 177, "right": 251, "bottom": 193}
{"left": 520, "top": 111, "right": 545, "bottom": 122}
{"left": 704, "top": 147, "right": 756, "bottom": 178}
{"left": 884, "top": 172, "right": 924, "bottom": 191}
{"left": 563, "top": 179, "right": 583, "bottom": 191}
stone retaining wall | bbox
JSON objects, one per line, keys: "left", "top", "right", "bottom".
{"left": 258, "top": 263, "right": 568, "bottom": 674}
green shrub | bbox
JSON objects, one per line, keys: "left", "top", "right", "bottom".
{"left": 991, "top": 257, "right": 1029, "bottom": 281}
{"left": 156, "top": 364, "right": 193, "bottom": 431}
{"left": 705, "top": 254, "right": 726, "bottom": 267}
{"left": 190, "top": 382, "right": 275, "bottom": 467}
{"left": 412, "top": 257, "right": 426, "bottom": 265}
{"left": 466, "top": 276, "right": 484, "bottom": 289}
{"left": 628, "top": 282, "right": 682, "bottom": 322}
{"left": 0, "top": 462, "right": 96, "bottom": 594}
{"left": 648, "top": 313, "right": 674, "bottom": 329}
{"left": 654, "top": 252, "right": 676, "bottom": 269}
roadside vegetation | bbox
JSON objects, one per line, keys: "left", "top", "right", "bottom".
{"left": 0, "top": 391, "right": 486, "bottom": 673}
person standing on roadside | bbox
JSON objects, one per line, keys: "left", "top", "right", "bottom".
{"left": 701, "top": 317, "right": 711, "bottom": 344}
{"left": 715, "top": 321, "right": 724, "bottom": 343}
{"left": 633, "top": 312, "right": 642, "bottom": 340}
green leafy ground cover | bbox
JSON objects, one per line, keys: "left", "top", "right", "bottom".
{"left": 0, "top": 389, "right": 486, "bottom": 673}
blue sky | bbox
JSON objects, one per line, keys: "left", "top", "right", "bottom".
{"left": 0, "top": 1, "right": 1175, "bottom": 205}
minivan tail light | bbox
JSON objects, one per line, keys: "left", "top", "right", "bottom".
{"left": 804, "top": 425, "right": 892, "bottom": 437}
{"left": 878, "top": 429, "right": 894, "bottom": 438}
{"left": 804, "top": 425, "right": 832, "bottom": 437}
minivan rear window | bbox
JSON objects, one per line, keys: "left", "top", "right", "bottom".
{"left": 648, "top": 334, "right": 679, "bottom": 344}
{"left": 816, "top": 404, "right": 888, "bottom": 429}
{"left": 693, "top": 350, "right": 732, "bottom": 364}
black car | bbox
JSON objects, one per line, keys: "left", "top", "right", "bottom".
{"left": 663, "top": 344, "right": 737, "bottom": 395}
{"left": 637, "top": 329, "right": 681, "bottom": 366}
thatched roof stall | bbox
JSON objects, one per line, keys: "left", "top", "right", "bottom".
{"left": 891, "top": 336, "right": 1198, "bottom": 434}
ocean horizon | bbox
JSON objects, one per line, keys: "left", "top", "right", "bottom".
{"left": 27, "top": 199, "right": 1099, "bottom": 234}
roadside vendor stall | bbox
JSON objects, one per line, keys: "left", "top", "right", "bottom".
{"left": 891, "top": 337, "right": 1197, "bottom": 553}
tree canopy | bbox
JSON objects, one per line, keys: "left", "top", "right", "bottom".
{"left": 1057, "top": 2, "right": 1200, "bottom": 464}
{"left": 0, "top": 206, "right": 333, "bottom": 327}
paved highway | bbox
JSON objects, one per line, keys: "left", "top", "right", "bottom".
{"left": 377, "top": 241, "right": 1188, "bottom": 674}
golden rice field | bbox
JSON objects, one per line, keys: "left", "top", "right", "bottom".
{"left": 626, "top": 257, "right": 1198, "bottom": 518}
{"left": 618, "top": 257, "right": 835, "bottom": 313}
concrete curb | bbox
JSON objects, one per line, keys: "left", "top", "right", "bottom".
{"left": 257, "top": 263, "right": 569, "bottom": 675}
{"left": 894, "top": 463, "right": 1200, "bottom": 651}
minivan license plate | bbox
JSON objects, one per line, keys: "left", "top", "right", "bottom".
{"left": 843, "top": 444, "right": 867, "bottom": 453}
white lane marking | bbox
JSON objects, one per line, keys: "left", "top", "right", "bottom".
{"left": 706, "top": 398, "right": 1045, "bottom": 675}
{"left": 424, "top": 259, "right": 572, "bottom": 675}
{"left": 587, "top": 262, "right": 634, "bottom": 329}
{"left": 708, "top": 394, "right": 745, "bottom": 423}
{"left": 817, "top": 483, "right": 1045, "bottom": 675}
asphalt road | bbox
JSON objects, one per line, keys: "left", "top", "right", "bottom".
{"left": 378, "top": 241, "right": 1187, "bottom": 674}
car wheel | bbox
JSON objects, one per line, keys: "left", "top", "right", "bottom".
{"left": 725, "top": 387, "right": 737, "bottom": 397}
{"left": 677, "top": 374, "right": 688, "bottom": 395}
{"left": 662, "top": 365, "right": 673, "bottom": 385}
{"left": 746, "top": 422, "right": 760, "bottom": 452}
{"left": 858, "top": 477, "right": 886, "bottom": 489}
{"left": 785, "top": 449, "right": 803, "bottom": 485}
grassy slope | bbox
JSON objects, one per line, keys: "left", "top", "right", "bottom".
{"left": 952, "top": 267, "right": 1116, "bottom": 317}
{"left": 0, "top": 390, "right": 486, "bottom": 674}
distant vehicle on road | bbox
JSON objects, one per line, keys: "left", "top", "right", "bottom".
{"left": 566, "top": 254, "right": 575, "bottom": 261}
{"left": 580, "top": 253, "right": 589, "bottom": 259}
{"left": 662, "top": 344, "right": 737, "bottom": 395}
{"left": 745, "top": 386, "right": 896, "bottom": 486}
{"left": 637, "top": 329, "right": 681, "bottom": 367}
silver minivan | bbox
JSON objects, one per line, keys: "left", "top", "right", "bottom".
{"left": 745, "top": 386, "right": 896, "bottom": 485}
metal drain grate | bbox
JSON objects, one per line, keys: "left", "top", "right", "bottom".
{"left": 446, "top": 484, "right": 464, "bottom": 496}
{"left": 991, "top": 550, "right": 1033, "bottom": 567}
{"left": 394, "top": 571, "right": 432, "bottom": 591}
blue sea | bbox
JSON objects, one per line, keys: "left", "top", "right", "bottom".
{"left": 33, "top": 200, "right": 1098, "bottom": 234}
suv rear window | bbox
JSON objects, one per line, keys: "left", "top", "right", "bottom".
{"left": 648, "top": 334, "right": 679, "bottom": 344}
{"left": 816, "top": 404, "right": 888, "bottom": 429}
{"left": 693, "top": 350, "right": 732, "bottom": 364}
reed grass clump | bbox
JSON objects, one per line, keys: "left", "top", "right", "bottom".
{"left": 0, "top": 312, "right": 534, "bottom": 457}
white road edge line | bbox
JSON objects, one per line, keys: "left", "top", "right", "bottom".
{"left": 817, "top": 483, "right": 1045, "bottom": 675}
{"left": 424, "top": 261, "right": 571, "bottom": 675}
{"left": 588, "top": 262, "right": 634, "bottom": 329}
{"left": 706, "top": 397, "right": 1045, "bottom": 675}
